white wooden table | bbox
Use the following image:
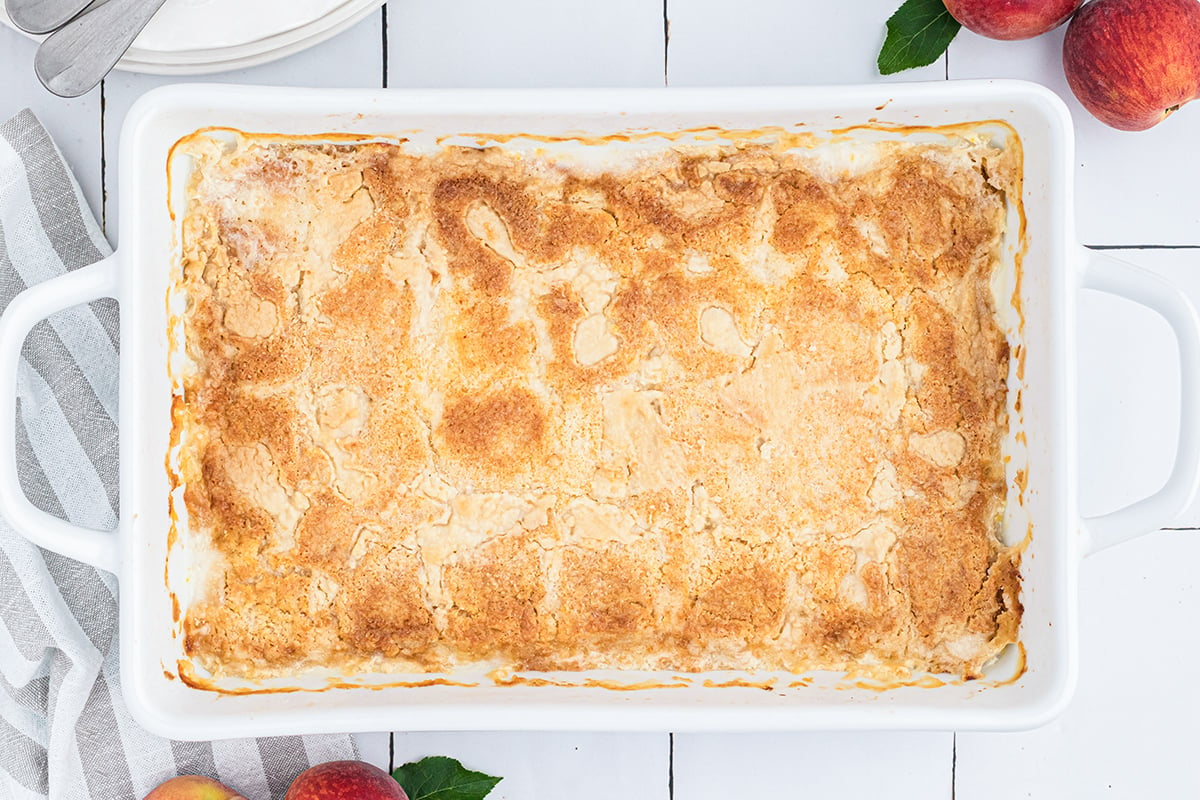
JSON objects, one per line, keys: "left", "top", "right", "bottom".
{"left": 4, "top": 1, "right": 1200, "bottom": 797}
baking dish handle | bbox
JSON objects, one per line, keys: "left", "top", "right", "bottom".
{"left": 0, "top": 255, "right": 120, "bottom": 574}
{"left": 1079, "top": 248, "right": 1200, "bottom": 555}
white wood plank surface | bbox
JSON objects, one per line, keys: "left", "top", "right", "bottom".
{"left": 386, "top": 0, "right": 665, "bottom": 88}
{"left": 352, "top": 732, "right": 393, "bottom": 771}
{"left": 0, "top": 26, "right": 104, "bottom": 232}
{"left": 673, "top": 732, "right": 954, "bottom": 799}
{"left": 667, "top": 0, "right": 946, "bottom": 85}
{"left": 947, "top": 28, "right": 1200, "bottom": 246}
{"left": 3, "top": 3, "right": 1200, "bottom": 798}
{"left": 391, "top": 732, "right": 670, "bottom": 800}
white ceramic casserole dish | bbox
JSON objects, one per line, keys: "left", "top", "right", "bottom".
{"left": 1, "top": 81, "right": 1197, "bottom": 739}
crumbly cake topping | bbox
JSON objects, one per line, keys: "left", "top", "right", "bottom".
{"left": 172, "top": 128, "right": 1022, "bottom": 681}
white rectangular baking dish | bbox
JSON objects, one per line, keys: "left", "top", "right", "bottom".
{"left": 1, "top": 81, "right": 1197, "bottom": 738}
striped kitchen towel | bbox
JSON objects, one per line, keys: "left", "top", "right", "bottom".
{"left": 0, "top": 109, "right": 358, "bottom": 800}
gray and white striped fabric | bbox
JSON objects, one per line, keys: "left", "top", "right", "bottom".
{"left": 0, "top": 109, "right": 358, "bottom": 800}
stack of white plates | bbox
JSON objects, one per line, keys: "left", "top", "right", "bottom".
{"left": 0, "top": 0, "right": 384, "bottom": 74}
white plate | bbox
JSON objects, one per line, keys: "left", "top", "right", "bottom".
{"left": 0, "top": 0, "right": 383, "bottom": 75}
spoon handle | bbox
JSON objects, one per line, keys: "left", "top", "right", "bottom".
{"left": 5, "top": 0, "right": 101, "bottom": 35}
{"left": 34, "top": 0, "right": 168, "bottom": 97}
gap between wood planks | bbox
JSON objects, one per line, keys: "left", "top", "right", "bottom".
{"left": 663, "top": 0, "right": 670, "bottom": 86}
{"left": 668, "top": 732, "right": 674, "bottom": 799}
{"left": 99, "top": 80, "right": 108, "bottom": 234}
{"left": 1089, "top": 244, "right": 1200, "bottom": 250}
{"left": 951, "top": 733, "right": 957, "bottom": 799}
{"left": 381, "top": 3, "right": 389, "bottom": 88}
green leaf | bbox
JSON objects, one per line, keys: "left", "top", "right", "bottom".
{"left": 392, "top": 756, "right": 502, "bottom": 800}
{"left": 877, "top": 0, "right": 961, "bottom": 76}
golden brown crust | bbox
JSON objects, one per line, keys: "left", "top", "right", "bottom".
{"left": 173, "top": 129, "right": 1020, "bottom": 680}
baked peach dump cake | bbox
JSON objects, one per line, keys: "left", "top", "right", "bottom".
{"left": 170, "top": 127, "right": 1021, "bottom": 681}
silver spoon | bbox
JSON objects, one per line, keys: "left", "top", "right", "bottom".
{"left": 34, "top": 0, "right": 167, "bottom": 97}
{"left": 5, "top": 0, "right": 102, "bottom": 35}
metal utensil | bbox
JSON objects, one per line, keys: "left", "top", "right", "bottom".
{"left": 5, "top": 0, "right": 100, "bottom": 35}
{"left": 34, "top": 0, "right": 167, "bottom": 97}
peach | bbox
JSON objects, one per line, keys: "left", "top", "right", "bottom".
{"left": 284, "top": 761, "right": 408, "bottom": 800}
{"left": 1063, "top": 0, "right": 1200, "bottom": 130}
{"left": 143, "top": 775, "right": 248, "bottom": 800}
{"left": 943, "top": 0, "right": 1082, "bottom": 40}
